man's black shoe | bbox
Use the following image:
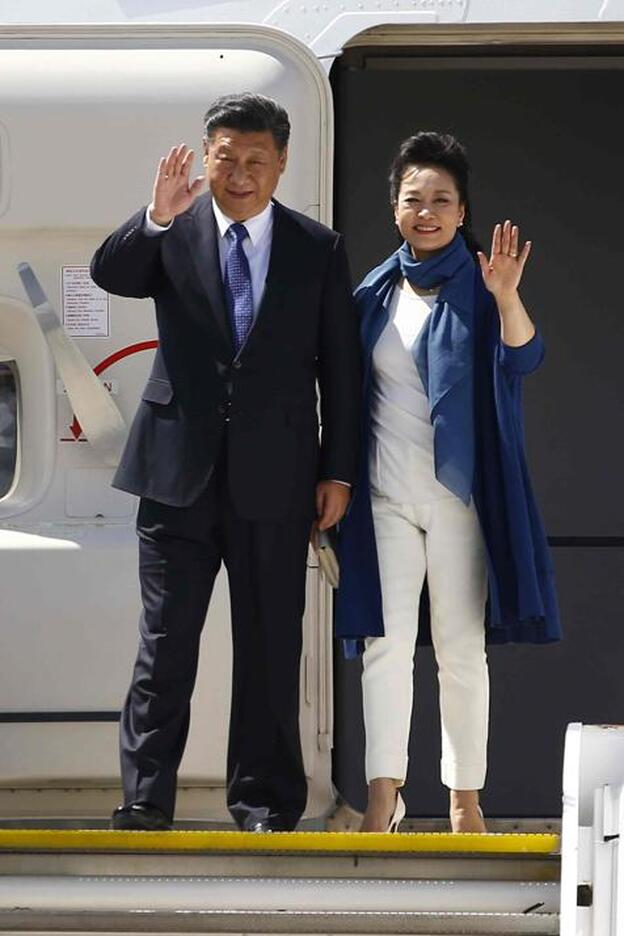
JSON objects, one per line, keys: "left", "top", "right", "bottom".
{"left": 110, "top": 803, "right": 172, "bottom": 831}
{"left": 240, "top": 811, "right": 274, "bottom": 833}
{"left": 245, "top": 819, "right": 273, "bottom": 833}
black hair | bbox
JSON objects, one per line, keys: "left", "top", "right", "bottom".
{"left": 203, "top": 92, "right": 290, "bottom": 151}
{"left": 389, "top": 131, "right": 482, "bottom": 257}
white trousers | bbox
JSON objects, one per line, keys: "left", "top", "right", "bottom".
{"left": 362, "top": 495, "right": 489, "bottom": 791}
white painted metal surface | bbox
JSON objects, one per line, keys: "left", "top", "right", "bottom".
{"left": 0, "top": 874, "right": 561, "bottom": 913}
{"left": 560, "top": 723, "right": 624, "bottom": 936}
{"left": 0, "top": 0, "right": 622, "bottom": 34}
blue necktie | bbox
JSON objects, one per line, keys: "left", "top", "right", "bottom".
{"left": 224, "top": 223, "right": 254, "bottom": 353}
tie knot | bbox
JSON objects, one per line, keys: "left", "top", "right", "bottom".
{"left": 227, "top": 222, "right": 248, "bottom": 244}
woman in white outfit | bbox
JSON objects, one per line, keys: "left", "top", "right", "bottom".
{"left": 335, "top": 132, "right": 560, "bottom": 833}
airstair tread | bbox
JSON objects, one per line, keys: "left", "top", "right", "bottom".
{"left": 0, "top": 908, "right": 561, "bottom": 935}
{"left": 0, "top": 828, "right": 560, "bottom": 856}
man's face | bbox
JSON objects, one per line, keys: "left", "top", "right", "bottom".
{"left": 203, "top": 128, "right": 287, "bottom": 221}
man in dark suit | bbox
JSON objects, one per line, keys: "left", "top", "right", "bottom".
{"left": 91, "top": 93, "right": 361, "bottom": 832}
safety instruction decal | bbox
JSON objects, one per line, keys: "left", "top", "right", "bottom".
{"left": 61, "top": 266, "right": 110, "bottom": 338}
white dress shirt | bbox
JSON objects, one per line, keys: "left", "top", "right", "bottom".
{"left": 145, "top": 198, "right": 273, "bottom": 320}
{"left": 210, "top": 199, "right": 273, "bottom": 319}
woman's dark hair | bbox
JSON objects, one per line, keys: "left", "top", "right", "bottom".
{"left": 204, "top": 92, "right": 290, "bottom": 151}
{"left": 389, "top": 131, "right": 482, "bottom": 257}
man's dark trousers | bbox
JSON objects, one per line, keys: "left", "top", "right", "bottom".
{"left": 120, "top": 443, "right": 313, "bottom": 831}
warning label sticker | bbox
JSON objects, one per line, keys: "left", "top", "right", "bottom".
{"left": 61, "top": 266, "right": 110, "bottom": 338}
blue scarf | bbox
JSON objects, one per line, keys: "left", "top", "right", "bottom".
{"left": 358, "top": 232, "right": 477, "bottom": 503}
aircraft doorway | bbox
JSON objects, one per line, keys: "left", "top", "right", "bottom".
{"left": 331, "top": 44, "right": 624, "bottom": 820}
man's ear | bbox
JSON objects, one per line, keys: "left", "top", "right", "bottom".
{"left": 279, "top": 145, "right": 288, "bottom": 174}
{"left": 202, "top": 135, "right": 210, "bottom": 166}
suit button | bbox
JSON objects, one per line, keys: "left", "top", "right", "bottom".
{"left": 233, "top": 360, "right": 242, "bottom": 370}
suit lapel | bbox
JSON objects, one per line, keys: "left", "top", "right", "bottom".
{"left": 178, "top": 195, "right": 234, "bottom": 351}
{"left": 244, "top": 202, "right": 293, "bottom": 347}
{"left": 174, "top": 197, "right": 296, "bottom": 357}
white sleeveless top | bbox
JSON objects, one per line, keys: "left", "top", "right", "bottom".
{"left": 369, "top": 281, "right": 455, "bottom": 505}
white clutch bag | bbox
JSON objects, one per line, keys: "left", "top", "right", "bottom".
{"left": 316, "top": 528, "right": 340, "bottom": 589}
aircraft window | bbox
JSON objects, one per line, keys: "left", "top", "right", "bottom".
{"left": 0, "top": 361, "right": 18, "bottom": 499}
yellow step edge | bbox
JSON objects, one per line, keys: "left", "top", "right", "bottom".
{"left": 0, "top": 829, "right": 560, "bottom": 855}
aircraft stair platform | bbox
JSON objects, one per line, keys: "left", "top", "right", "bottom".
{"left": 0, "top": 828, "right": 561, "bottom": 935}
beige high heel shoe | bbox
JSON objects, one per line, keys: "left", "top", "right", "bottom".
{"left": 387, "top": 792, "right": 406, "bottom": 833}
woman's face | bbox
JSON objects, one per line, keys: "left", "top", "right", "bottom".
{"left": 394, "top": 164, "right": 465, "bottom": 259}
